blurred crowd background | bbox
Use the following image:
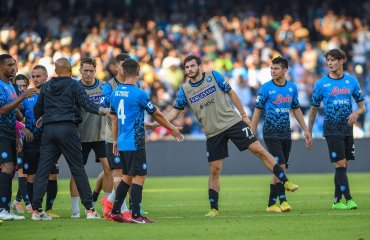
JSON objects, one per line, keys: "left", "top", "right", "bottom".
{"left": 1, "top": 0, "right": 370, "bottom": 140}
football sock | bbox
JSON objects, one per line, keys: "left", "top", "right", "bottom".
{"left": 268, "top": 184, "right": 277, "bottom": 207}
{"left": 46, "top": 180, "right": 57, "bottom": 211}
{"left": 18, "top": 176, "right": 30, "bottom": 205}
{"left": 130, "top": 184, "right": 143, "bottom": 219}
{"left": 208, "top": 189, "right": 219, "bottom": 210}
{"left": 273, "top": 164, "right": 288, "bottom": 183}
{"left": 92, "top": 191, "right": 100, "bottom": 202}
{"left": 334, "top": 173, "right": 342, "bottom": 203}
{"left": 71, "top": 196, "right": 80, "bottom": 213}
{"left": 108, "top": 190, "right": 116, "bottom": 203}
{"left": 276, "top": 182, "right": 287, "bottom": 203}
{"left": 112, "top": 181, "right": 130, "bottom": 214}
{"left": 0, "top": 172, "right": 12, "bottom": 210}
{"left": 27, "top": 182, "right": 34, "bottom": 204}
{"left": 121, "top": 197, "right": 128, "bottom": 212}
{"left": 335, "top": 167, "right": 352, "bottom": 201}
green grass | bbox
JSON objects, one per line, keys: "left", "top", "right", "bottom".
{"left": 2, "top": 173, "right": 370, "bottom": 240}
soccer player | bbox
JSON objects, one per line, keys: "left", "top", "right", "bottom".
{"left": 0, "top": 54, "right": 36, "bottom": 220}
{"left": 100, "top": 53, "right": 132, "bottom": 218}
{"left": 20, "top": 65, "right": 60, "bottom": 218}
{"left": 69, "top": 57, "right": 113, "bottom": 218}
{"left": 108, "top": 59, "right": 183, "bottom": 223}
{"left": 308, "top": 49, "right": 365, "bottom": 210}
{"left": 251, "top": 57, "right": 312, "bottom": 213}
{"left": 146, "top": 55, "right": 299, "bottom": 217}
{"left": 31, "top": 58, "right": 107, "bottom": 220}
{"left": 11, "top": 74, "right": 32, "bottom": 213}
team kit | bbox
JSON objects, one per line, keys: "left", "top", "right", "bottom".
{"left": 0, "top": 48, "right": 365, "bottom": 223}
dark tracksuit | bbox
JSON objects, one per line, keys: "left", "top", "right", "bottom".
{"left": 32, "top": 76, "right": 101, "bottom": 211}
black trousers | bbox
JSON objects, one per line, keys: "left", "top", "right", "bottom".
{"left": 32, "top": 124, "right": 93, "bottom": 210}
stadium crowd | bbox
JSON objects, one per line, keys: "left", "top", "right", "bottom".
{"left": 1, "top": 0, "right": 370, "bottom": 139}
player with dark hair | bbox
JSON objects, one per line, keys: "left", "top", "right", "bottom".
{"left": 308, "top": 49, "right": 365, "bottom": 210}
{"left": 0, "top": 54, "right": 36, "bottom": 220}
{"left": 108, "top": 59, "right": 183, "bottom": 223}
{"left": 251, "top": 56, "right": 312, "bottom": 213}
{"left": 146, "top": 55, "right": 299, "bottom": 217}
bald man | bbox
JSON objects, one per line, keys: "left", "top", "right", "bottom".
{"left": 31, "top": 58, "right": 109, "bottom": 220}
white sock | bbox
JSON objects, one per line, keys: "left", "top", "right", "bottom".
{"left": 107, "top": 190, "right": 116, "bottom": 203}
{"left": 121, "top": 197, "right": 129, "bottom": 212}
{"left": 104, "top": 192, "right": 110, "bottom": 197}
{"left": 71, "top": 197, "right": 80, "bottom": 213}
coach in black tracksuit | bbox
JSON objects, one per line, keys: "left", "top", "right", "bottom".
{"left": 32, "top": 58, "right": 108, "bottom": 213}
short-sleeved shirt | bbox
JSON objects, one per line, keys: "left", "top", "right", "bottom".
{"left": 255, "top": 80, "right": 300, "bottom": 140}
{"left": 77, "top": 79, "right": 106, "bottom": 142}
{"left": 310, "top": 74, "right": 364, "bottom": 136}
{"left": 21, "top": 93, "right": 43, "bottom": 150}
{"left": 110, "top": 84, "right": 156, "bottom": 151}
{"left": 174, "top": 71, "right": 241, "bottom": 138}
{"left": 0, "top": 80, "right": 18, "bottom": 139}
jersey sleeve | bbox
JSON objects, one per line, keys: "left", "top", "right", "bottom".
{"left": 310, "top": 83, "right": 322, "bottom": 107}
{"left": 100, "top": 82, "right": 113, "bottom": 107}
{"left": 212, "top": 70, "right": 231, "bottom": 93}
{"left": 352, "top": 80, "right": 364, "bottom": 103}
{"left": 109, "top": 90, "right": 117, "bottom": 115}
{"left": 255, "top": 85, "right": 267, "bottom": 109}
{"left": 0, "top": 87, "right": 6, "bottom": 107}
{"left": 173, "top": 87, "right": 188, "bottom": 110}
{"left": 291, "top": 84, "right": 300, "bottom": 108}
{"left": 138, "top": 91, "right": 156, "bottom": 114}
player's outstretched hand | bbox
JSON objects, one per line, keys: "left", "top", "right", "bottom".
{"left": 112, "top": 141, "right": 119, "bottom": 156}
{"left": 347, "top": 112, "right": 358, "bottom": 126}
{"left": 20, "top": 88, "right": 37, "bottom": 99}
{"left": 36, "top": 117, "right": 42, "bottom": 128}
{"left": 21, "top": 127, "right": 34, "bottom": 142}
{"left": 171, "top": 127, "right": 184, "bottom": 142}
{"left": 304, "top": 130, "right": 313, "bottom": 150}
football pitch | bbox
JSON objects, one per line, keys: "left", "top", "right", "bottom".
{"left": 2, "top": 173, "right": 370, "bottom": 240}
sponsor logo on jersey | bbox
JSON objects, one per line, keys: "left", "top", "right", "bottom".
{"left": 200, "top": 99, "right": 215, "bottom": 109}
{"left": 330, "top": 87, "right": 350, "bottom": 96}
{"left": 323, "top": 83, "right": 331, "bottom": 88}
{"left": 89, "top": 94, "right": 102, "bottom": 103}
{"left": 333, "top": 99, "right": 349, "bottom": 105}
{"left": 189, "top": 86, "right": 216, "bottom": 103}
{"left": 269, "top": 90, "right": 276, "bottom": 94}
{"left": 275, "top": 108, "right": 290, "bottom": 113}
{"left": 272, "top": 94, "right": 292, "bottom": 104}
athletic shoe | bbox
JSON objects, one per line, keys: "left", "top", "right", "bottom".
{"left": 11, "top": 200, "right": 24, "bottom": 213}
{"left": 122, "top": 210, "right": 132, "bottom": 219}
{"left": 32, "top": 211, "right": 52, "bottom": 220}
{"left": 280, "top": 201, "right": 292, "bottom": 212}
{"left": 332, "top": 202, "right": 348, "bottom": 210}
{"left": 346, "top": 199, "right": 358, "bottom": 209}
{"left": 46, "top": 210, "right": 60, "bottom": 218}
{"left": 266, "top": 204, "right": 282, "bottom": 213}
{"left": 70, "top": 211, "right": 80, "bottom": 218}
{"left": 204, "top": 208, "right": 220, "bottom": 217}
{"left": 101, "top": 196, "right": 113, "bottom": 220}
{"left": 284, "top": 181, "right": 298, "bottom": 192}
{"left": 109, "top": 212, "right": 133, "bottom": 223}
{"left": 86, "top": 210, "right": 101, "bottom": 219}
{"left": 132, "top": 216, "right": 155, "bottom": 224}
{"left": 26, "top": 204, "right": 33, "bottom": 213}
{"left": 0, "top": 209, "right": 15, "bottom": 220}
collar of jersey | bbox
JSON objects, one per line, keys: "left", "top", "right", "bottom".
{"left": 271, "top": 79, "right": 287, "bottom": 87}
{"left": 327, "top": 74, "right": 345, "bottom": 80}
{"left": 79, "top": 78, "right": 99, "bottom": 89}
{"left": 189, "top": 73, "right": 205, "bottom": 87}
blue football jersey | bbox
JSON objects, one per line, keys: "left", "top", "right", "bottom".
{"left": 255, "top": 80, "right": 300, "bottom": 139}
{"left": 110, "top": 84, "right": 156, "bottom": 151}
{"left": 0, "top": 80, "right": 18, "bottom": 139}
{"left": 21, "top": 93, "right": 43, "bottom": 150}
{"left": 310, "top": 74, "right": 364, "bottom": 136}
